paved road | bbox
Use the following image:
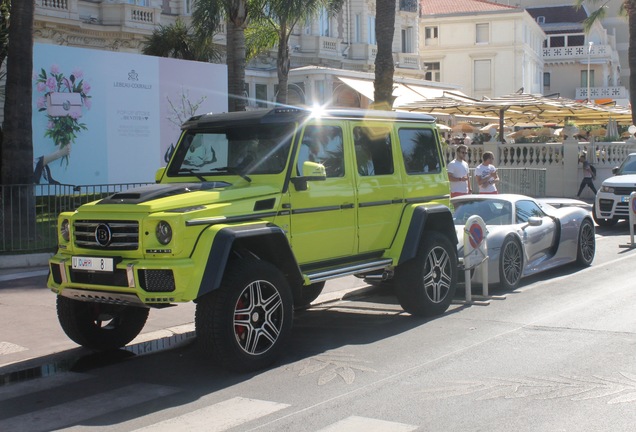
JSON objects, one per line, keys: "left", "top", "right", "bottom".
{"left": 1, "top": 219, "right": 636, "bottom": 431}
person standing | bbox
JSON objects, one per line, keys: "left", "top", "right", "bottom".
{"left": 463, "top": 133, "right": 472, "bottom": 146}
{"left": 475, "top": 151, "right": 499, "bottom": 194}
{"left": 447, "top": 144, "right": 471, "bottom": 197}
{"left": 577, "top": 154, "right": 597, "bottom": 197}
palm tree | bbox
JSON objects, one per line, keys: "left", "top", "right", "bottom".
{"left": 142, "top": 19, "right": 223, "bottom": 62}
{"left": 575, "top": 0, "right": 636, "bottom": 124}
{"left": 2, "top": 0, "right": 35, "bottom": 244}
{"left": 248, "top": 0, "right": 343, "bottom": 105}
{"left": 2, "top": 0, "right": 34, "bottom": 185}
{"left": 193, "top": 0, "right": 251, "bottom": 112}
{"left": 373, "top": 0, "right": 396, "bottom": 110}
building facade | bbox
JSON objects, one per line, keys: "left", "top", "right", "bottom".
{"left": 31, "top": 0, "right": 626, "bottom": 109}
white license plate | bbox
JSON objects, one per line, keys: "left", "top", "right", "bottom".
{"left": 621, "top": 196, "right": 630, "bottom": 203}
{"left": 72, "top": 256, "right": 114, "bottom": 272}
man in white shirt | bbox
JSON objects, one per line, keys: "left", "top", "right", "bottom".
{"left": 447, "top": 144, "right": 471, "bottom": 197}
{"left": 475, "top": 151, "right": 499, "bottom": 194}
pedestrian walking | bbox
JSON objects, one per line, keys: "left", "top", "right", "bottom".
{"left": 577, "top": 154, "right": 597, "bottom": 197}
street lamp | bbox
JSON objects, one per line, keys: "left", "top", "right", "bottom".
{"left": 587, "top": 41, "right": 594, "bottom": 103}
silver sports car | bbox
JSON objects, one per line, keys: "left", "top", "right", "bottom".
{"left": 452, "top": 194, "right": 595, "bottom": 289}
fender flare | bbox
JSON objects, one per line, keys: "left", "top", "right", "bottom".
{"left": 398, "top": 204, "right": 458, "bottom": 265}
{"left": 197, "top": 224, "right": 303, "bottom": 299}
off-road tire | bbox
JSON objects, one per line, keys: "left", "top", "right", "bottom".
{"left": 195, "top": 258, "right": 293, "bottom": 372}
{"left": 293, "top": 281, "right": 326, "bottom": 309}
{"left": 57, "top": 296, "right": 149, "bottom": 350}
{"left": 395, "top": 231, "right": 457, "bottom": 317}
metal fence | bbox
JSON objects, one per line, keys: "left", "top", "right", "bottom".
{"left": 0, "top": 168, "right": 545, "bottom": 254}
{"left": 0, "top": 183, "right": 152, "bottom": 253}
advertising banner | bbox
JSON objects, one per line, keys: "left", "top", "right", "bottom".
{"left": 32, "top": 43, "right": 228, "bottom": 185}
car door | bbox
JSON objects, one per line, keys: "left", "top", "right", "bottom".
{"left": 287, "top": 122, "right": 356, "bottom": 264}
{"left": 353, "top": 123, "right": 404, "bottom": 253}
{"left": 515, "top": 199, "right": 556, "bottom": 263}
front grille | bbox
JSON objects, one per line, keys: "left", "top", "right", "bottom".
{"left": 613, "top": 187, "right": 636, "bottom": 196}
{"left": 70, "top": 268, "right": 129, "bottom": 287}
{"left": 74, "top": 220, "right": 139, "bottom": 250}
{"left": 139, "top": 269, "right": 176, "bottom": 292}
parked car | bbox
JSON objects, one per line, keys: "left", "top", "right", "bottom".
{"left": 594, "top": 152, "right": 636, "bottom": 226}
{"left": 452, "top": 194, "right": 595, "bottom": 290}
{"left": 48, "top": 106, "right": 459, "bottom": 372}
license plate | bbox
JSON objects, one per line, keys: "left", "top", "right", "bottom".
{"left": 72, "top": 256, "right": 114, "bottom": 272}
{"left": 621, "top": 196, "right": 630, "bottom": 203}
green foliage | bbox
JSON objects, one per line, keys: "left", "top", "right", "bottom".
{"left": 142, "top": 19, "right": 222, "bottom": 62}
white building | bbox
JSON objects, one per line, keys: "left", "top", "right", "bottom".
{"left": 32, "top": 0, "right": 626, "bottom": 109}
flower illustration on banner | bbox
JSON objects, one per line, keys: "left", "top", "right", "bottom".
{"left": 33, "top": 65, "right": 92, "bottom": 166}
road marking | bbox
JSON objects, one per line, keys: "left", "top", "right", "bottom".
{"left": 317, "top": 415, "right": 417, "bottom": 431}
{"left": 0, "top": 372, "right": 90, "bottom": 402}
{"left": 0, "top": 341, "right": 27, "bottom": 356}
{"left": 0, "top": 383, "right": 178, "bottom": 431}
{"left": 133, "top": 397, "right": 290, "bottom": 431}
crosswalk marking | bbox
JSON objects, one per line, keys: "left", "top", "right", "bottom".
{"left": 0, "top": 372, "right": 90, "bottom": 402}
{"left": 133, "top": 396, "right": 290, "bottom": 432}
{"left": 0, "top": 383, "right": 178, "bottom": 431}
{"left": 0, "top": 341, "right": 27, "bottom": 355}
{"left": 317, "top": 415, "right": 418, "bottom": 432}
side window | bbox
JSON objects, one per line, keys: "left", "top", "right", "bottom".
{"left": 353, "top": 126, "right": 394, "bottom": 176}
{"left": 398, "top": 128, "right": 441, "bottom": 174}
{"left": 515, "top": 200, "right": 544, "bottom": 223}
{"left": 297, "top": 125, "right": 344, "bottom": 177}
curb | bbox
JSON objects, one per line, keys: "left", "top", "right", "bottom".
{"left": 0, "top": 253, "right": 53, "bottom": 270}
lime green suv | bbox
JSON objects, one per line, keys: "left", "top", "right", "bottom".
{"left": 48, "top": 107, "right": 458, "bottom": 372}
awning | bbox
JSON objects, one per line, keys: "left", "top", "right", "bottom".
{"left": 337, "top": 77, "right": 375, "bottom": 102}
{"left": 336, "top": 76, "right": 465, "bottom": 108}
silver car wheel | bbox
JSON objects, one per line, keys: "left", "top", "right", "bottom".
{"left": 500, "top": 237, "right": 522, "bottom": 289}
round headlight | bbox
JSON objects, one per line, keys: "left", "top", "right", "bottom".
{"left": 61, "top": 219, "right": 70, "bottom": 242}
{"left": 156, "top": 221, "right": 172, "bottom": 245}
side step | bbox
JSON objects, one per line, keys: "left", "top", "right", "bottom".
{"left": 305, "top": 258, "right": 393, "bottom": 284}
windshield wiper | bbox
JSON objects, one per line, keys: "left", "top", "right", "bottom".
{"left": 212, "top": 167, "right": 252, "bottom": 183}
{"left": 178, "top": 168, "right": 208, "bottom": 182}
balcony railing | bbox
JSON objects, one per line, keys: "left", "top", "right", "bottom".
{"left": 543, "top": 44, "right": 613, "bottom": 62}
{"left": 349, "top": 43, "right": 377, "bottom": 61}
{"left": 299, "top": 35, "right": 341, "bottom": 57}
{"left": 396, "top": 53, "right": 421, "bottom": 70}
{"left": 575, "top": 86, "right": 629, "bottom": 101}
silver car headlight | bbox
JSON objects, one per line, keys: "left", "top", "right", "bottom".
{"left": 600, "top": 185, "right": 614, "bottom": 193}
{"left": 156, "top": 221, "right": 173, "bottom": 245}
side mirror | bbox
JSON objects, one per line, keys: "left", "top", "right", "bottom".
{"left": 526, "top": 216, "right": 543, "bottom": 227}
{"left": 612, "top": 167, "right": 619, "bottom": 175}
{"left": 155, "top": 167, "right": 166, "bottom": 183}
{"left": 291, "top": 161, "right": 326, "bottom": 191}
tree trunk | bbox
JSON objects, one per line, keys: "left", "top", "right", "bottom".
{"left": 1, "top": 0, "right": 36, "bottom": 249}
{"left": 227, "top": 0, "right": 247, "bottom": 112}
{"left": 276, "top": 22, "right": 290, "bottom": 105}
{"left": 373, "top": 0, "right": 396, "bottom": 110}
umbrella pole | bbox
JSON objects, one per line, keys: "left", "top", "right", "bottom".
{"left": 499, "top": 109, "right": 505, "bottom": 144}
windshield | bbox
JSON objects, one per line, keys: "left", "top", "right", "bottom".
{"left": 453, "top": 199, "right": 513, "bottom": 226}
{"left": 167, "top": 123, "right": 295, "bottom": 178}
{"left": 617, "top": 154, "right": 636, "bottom": 175}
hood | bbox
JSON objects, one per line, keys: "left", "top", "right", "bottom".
{"left": 78, "top": 182, "right": 281, "bottom": 213}
{"left": 601, "top": 174, "right": 636, "bottom": 188}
